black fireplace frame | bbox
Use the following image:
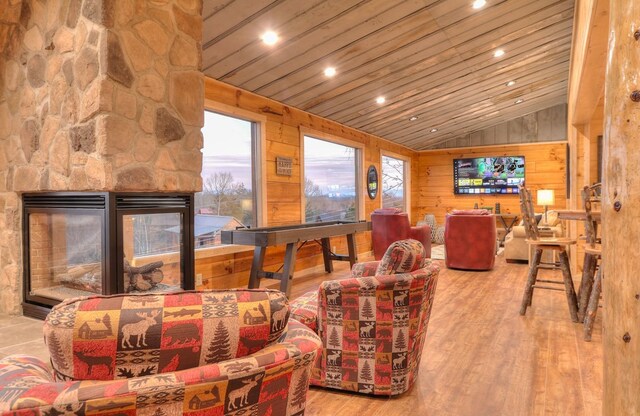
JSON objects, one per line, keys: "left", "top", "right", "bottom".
{"left": 22, "top": 192, "right": 194, "bottom": 319}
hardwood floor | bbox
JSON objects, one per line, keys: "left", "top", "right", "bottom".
{"left": 0, "top": 255, "right": 602, "bottom": 415}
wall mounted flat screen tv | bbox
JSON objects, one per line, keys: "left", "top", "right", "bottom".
{"left": 453, "top": 156, "right": 525, "bottom": 195}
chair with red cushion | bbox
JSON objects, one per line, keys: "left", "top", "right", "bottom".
{"left": 371, "top": 208, "right": 431, "bottom": 260}
{"left": 444, "top": 209, "right": 497, "bottom": 271}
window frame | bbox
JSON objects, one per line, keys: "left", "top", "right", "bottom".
{"left": 380, "top": 150, "right": 411, "bottom": 215}
{"left": 300, "top": 127, "right": 365, "bottom": 223}
{"left": 197, "top": 100, "right": 267, "bottom": 256}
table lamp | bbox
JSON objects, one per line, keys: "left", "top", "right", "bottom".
{"left": 537, "top": 189, "right": 555, "bottom": 224}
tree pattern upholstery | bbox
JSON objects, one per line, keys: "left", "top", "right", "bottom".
{"left": 290, "top": 239, "right": 440, "bottom": 396}
{"left": 0, "top": 289, "right": 322, "bottom": 416}
{"left": 287, "top": 292, "right": 319, "bottom": 333}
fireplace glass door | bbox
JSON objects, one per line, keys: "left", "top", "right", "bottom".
{"left": 23, "top": 192, "right": 194, "bottom": 319}
{"left": 121, "top": 212, "right": 184, "bottom": 293}
{"left": 26, "top": 210, "right": 105, "bottom": 304}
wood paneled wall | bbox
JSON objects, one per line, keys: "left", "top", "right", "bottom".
{"left": 433, "top": 104, "right": 567, "bottom": 149}
{"left": 197, "top": 78, "right": 417, "bottom": 289}
{"left": 415, "top": 142, "right": 568, "bottom": 225}
{"left": 566, "top": 0, "right": 608, "bottom": 274}
{"left": 197, "top": 78, "right": 570, "bottom": 291}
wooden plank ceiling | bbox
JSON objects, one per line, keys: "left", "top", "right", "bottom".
{"left": 202, "top": 0, "right": 574, "bottom": 150}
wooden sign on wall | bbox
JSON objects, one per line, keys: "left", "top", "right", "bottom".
{"left": 276, "top": 156, "right": 292, "bottom": 176}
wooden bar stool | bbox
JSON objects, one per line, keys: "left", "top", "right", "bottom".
{"left": 518, "top": 185, "right": 579, "bottom": 322}
{"left": 581, "top": 184, "right": 603, "bottom": 341}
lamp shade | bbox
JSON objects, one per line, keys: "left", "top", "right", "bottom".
{"left": 537, "top": 189, "right": 555, "bottom": 206}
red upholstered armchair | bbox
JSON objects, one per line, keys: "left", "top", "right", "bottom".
{"left": 371, "top": 208, "right": 431, "bottom": 260}
{"left": 444, "top": 209, "right": 497, "bottom": 270}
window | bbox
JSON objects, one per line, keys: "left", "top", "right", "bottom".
{"left": 381, "top": 154, "right": 408, "bottom": 210}
{"left": 304, "top": 135, "right": 361, "bottom": 223}
{"left": 195, "top": 111, "right": 259, "bottom": 247}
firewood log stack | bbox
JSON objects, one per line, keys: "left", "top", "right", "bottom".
{"left": 124, "top": 259, "right": 164, "bottom": 292}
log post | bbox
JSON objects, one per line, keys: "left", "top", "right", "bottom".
{"left": 603, "top": 2, "right": 640, "bottom": 414}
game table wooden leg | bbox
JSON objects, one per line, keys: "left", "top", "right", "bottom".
{"left": 281, "top": 242, "right": 297, "bottom": 297}
{"left": 321, "top": 237, "right": 333, "bottom": 273}
{"left": 347, "top": 233, "right": 358, "bottom": 267}
{"left": 249, "top": 246, "right": 266, "bottom": 289}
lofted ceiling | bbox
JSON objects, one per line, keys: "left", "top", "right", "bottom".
{"left": 201, "top": 0, "right": 574, "bottom": 150}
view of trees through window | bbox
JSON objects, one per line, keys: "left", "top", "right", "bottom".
{"left": 195, "top": 111, "right": 256, "bottom": 247}
{"left": 382, "top": 155, "right": 406, "bottom": 210}
{"left": 304, "top": 136, "right": 358, "bottom": 223}
{"left": 131, "top": 213, "right": 181, "bottom": 257}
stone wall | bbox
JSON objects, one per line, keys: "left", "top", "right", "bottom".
{"left": 0, "top": 0, "right": 204, "bottom": 314}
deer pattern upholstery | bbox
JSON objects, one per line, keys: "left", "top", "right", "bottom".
{"left": 371, "top": 239, "right": 427, "bottom": 275}
{"left": 287, "top": 291, "right": 319, "bottom": 333}
{"left": 0, "top": 319, "right": 321, "bottom": 416}
{"left": 290, "top": 240, "right": 440, "bottom": 396}
{"left": 43, "top": 290, "right": 292, "bottom": 382}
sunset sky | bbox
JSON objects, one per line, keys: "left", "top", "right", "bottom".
{"left": 201, "top": 111, "right": 357, "bottom": 195}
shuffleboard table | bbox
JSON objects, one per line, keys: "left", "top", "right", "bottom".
{"left": 221, "top": 221, "right": 371, "bottom": 296}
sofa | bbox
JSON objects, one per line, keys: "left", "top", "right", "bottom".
{"left": 0, "top": 289, "right": 322, "bottom": 416}
{"left": 371, "top": 208, "right": 431, "bottom": 260}
{"left": 504, "top": 210, "right": 564, "bottom": 263}
{"left": 289, "top": 239, "right": 440, "bottom": 396}
{"left": 444, "top": 209, "right": 497, "bottom": 271}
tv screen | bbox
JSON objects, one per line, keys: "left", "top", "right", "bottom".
{"left": 453, "top": 156, "right": 525, "bottom": 195}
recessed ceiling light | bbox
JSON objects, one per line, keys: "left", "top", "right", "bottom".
{"left": 430, "top": 128, "right": 438, "bottom": 133}
{"left": 409, "top": 116, "right": 419, "bottom": 121}
{"left": 324, "top": 67, "right": 336, "bottom": 77}
{"left": 376, "top": 96, "right": 386, "bottom": 104}
{"left": 472, "top": 0, "right": 487, "bottom": 9}
{"left": 261, "top": 31, "right": 279, "bottom": 46}
{"left": 515, "top": 99, "right": 524, "bottom": 104}
{"left": 494, "top": 49, "right": 505, "bottom": 58}
{"left": 506, "top": 80, "right": 516, "bottom": 87}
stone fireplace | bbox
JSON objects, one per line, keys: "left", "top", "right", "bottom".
{"left": 0, "top": 1, "right": 204, "bottom": 315}
{"left": 22, "top": 192, "right": 194, "bottom": 318}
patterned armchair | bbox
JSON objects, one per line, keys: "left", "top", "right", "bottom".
{"left": 0, "top": 289, "right": 322, "bottom": 416}
{"left": 290, "top": 239, "right": 440, "bottom": 396}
